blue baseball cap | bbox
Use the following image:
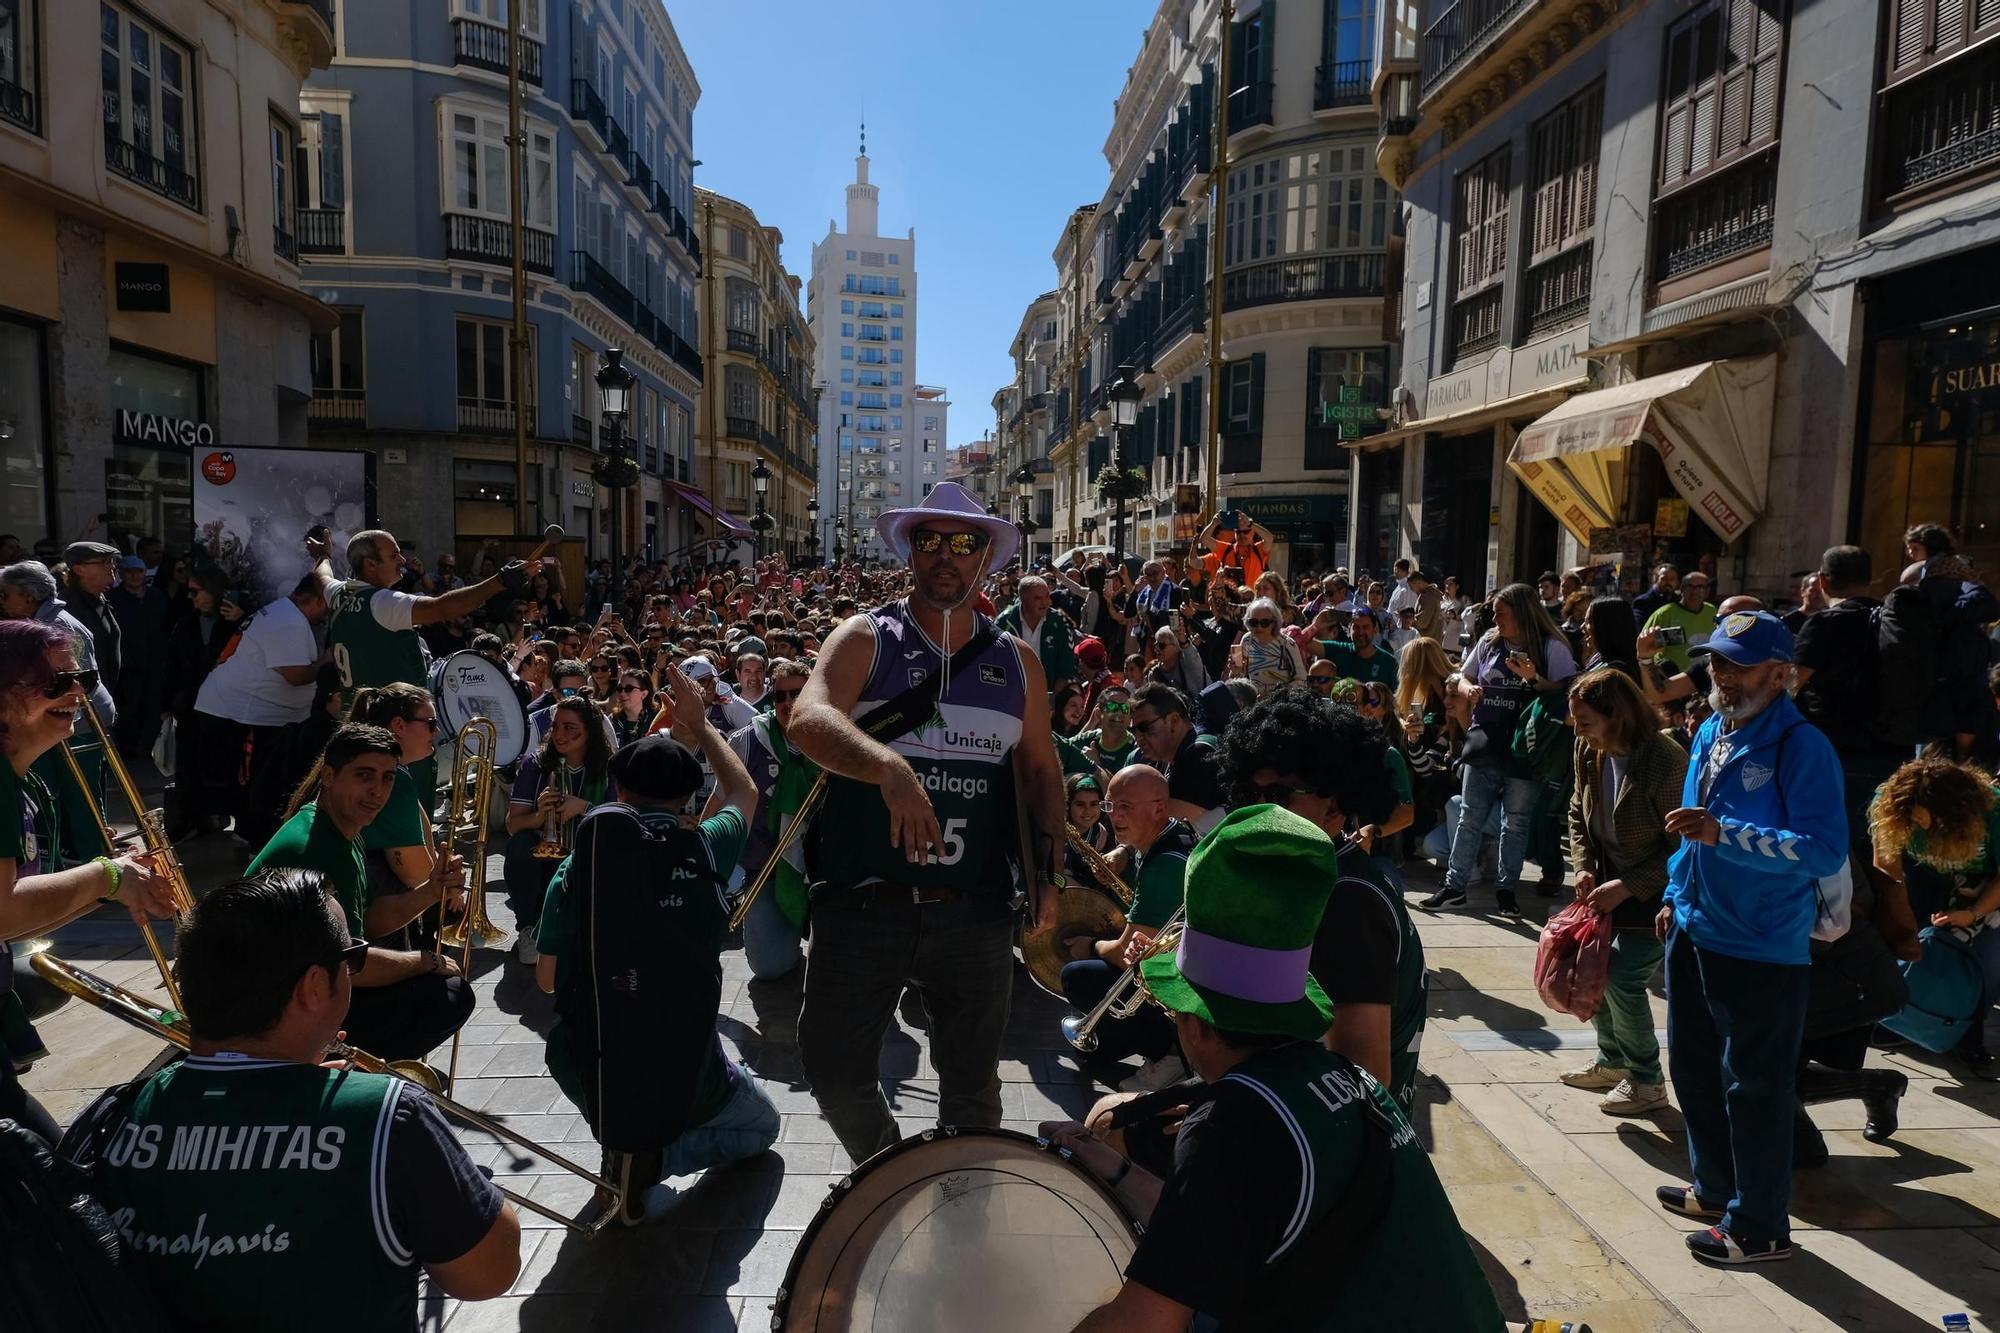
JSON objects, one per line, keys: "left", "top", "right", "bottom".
{"left": 1693, "top": 610, "right": 1794, "bottom": 666}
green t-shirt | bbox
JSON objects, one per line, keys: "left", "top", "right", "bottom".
{"left": 1641, "top": 599, "right": 1718, "bottom": 672}
{"left": 1055, "top": 733, "right": 1097, "bottom": 779}
{"left": 1317, "top": 640, "right": 1400, "bottom": 690}
{"left": 1129, "top": 820, "right": 1197, "bottom": 929}
{"left": 1073, "top": 729, "right": 1138, "bottom": 772}
{"left": 361, "top": 767, "right": 428, "bottom": 854}
{"left": 1901, "top": 784, "right": 2000, "bottom": 920}
{"left": 0, "top": 760, "right": 55, "bottom": 875}
{"left": 247, "top": 804, "right": 369, "bottom": 937}
{"left": 1384, "top": 747, "right": 1413, "bottom": 807}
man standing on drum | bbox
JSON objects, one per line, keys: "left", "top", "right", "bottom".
{"left": 790, "top": 482, "right": 1064, "bottom": 1164}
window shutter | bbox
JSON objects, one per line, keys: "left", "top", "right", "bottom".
{"left": 1263, "top": 0, "right": 1280, "bottom": 84}
{"left": 1484, "top": 153, "right": 1511, "bottom": 283}
{"left": 1572, "top": 93, "right": 1600, "bottom": 237}
{"left": 1661, "top": 96, "right": 1692, "bottom": 187}
{"left": 1248, "top": 353, "right": 1266, "bottom": 433}
{"left": 1936, "top": 0, "right": 1969, "bottom": 52}
{"left": 1185, "top": 375, "right": 1203, "bottom": 447}
{"left": 1978, "top": 0, "right": 2000, "bottom": 39}
{"left": 321, "top": 112, "right": 345, "bottom": 208}
{"left": 1890, "top": 0, "right": 1927, "bottom": 72}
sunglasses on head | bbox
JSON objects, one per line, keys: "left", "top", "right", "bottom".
{"left": 44, "top": 669, "right": 99, "bottom": 698}
{"left": 909, "top": 529, "right": 990, "bottom": 557}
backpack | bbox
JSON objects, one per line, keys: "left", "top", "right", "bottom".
{"left": 1871, "top": 583, "right": 1943, "bottom": 748}
{"left": 1879, "top": 925, "right": 1987, "bottom": 1053}
{"left": 0, "top": 1115, "right": 163, "bottom": 1333}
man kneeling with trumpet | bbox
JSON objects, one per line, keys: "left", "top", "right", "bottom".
{"left": 534, "top": 663, "right": 778, "bottom": 1227}
{"left": 72, "top": 869, "right": 521, "bottom": 1329}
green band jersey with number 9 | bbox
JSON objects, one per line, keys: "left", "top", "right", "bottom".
{"left": 326, "top": 579, "right": 428, "bottom": 709}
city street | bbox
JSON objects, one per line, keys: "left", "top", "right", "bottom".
{"left": 22, "top": 821, "right": 1996, "bottom": 1332}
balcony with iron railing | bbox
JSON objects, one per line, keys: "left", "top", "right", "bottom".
{"left": 1229, "top": 78, "right": 1274, "bottom": 132}
{"left": 0, "top": 74, "right": 36, "bottom": 135}
{"left": 1878, "top": 40, "right": 2000, "bottom": 207}
{"left": 308, "top": 388, "right": 365, "bottom": 425}
{"left": 298, "top": 207, "right": 345, "bottom": 255}
{"left": 1451, "top": 288, "right": 1505, "bottom": 365}
{"left": 726, "top": 416, "right": 760, "bottom": 442}
{"left": 726, "top": 329, "right": 759, "bottom": 356}
{"left": 273, "top": 223, "right": 298, "bottom": 266}
{"left": 1653, "top": 151, "right": 1777, "bottom": 281}
{"left": 106, "top": 137, "right": 200, "bottom": 211}
{"left": 1522, "top": 245, "right": 1592, "bottom": 338}
{"left": 1315, "top": 59, "right": 1373, "bottom": 110}
{"left": 1221, "top": 251, "right": 1385, "bottom": 311}
{"left": 459, "top": 399, "right": 536, "bottom": 435}
{"left": 446, "top": 212, "right": 555, "bottom": 275}
{"left": 451, "top": 17, "right": 543, "bottom": 85}
{"left": 1420, "top": 0, "right": 1539, "bottom": 99}
{"left": 569, "top": 76, "right": 613, "bottom": 152}
{"left": 570, "top": 248, "right": 636, "bottom": 325}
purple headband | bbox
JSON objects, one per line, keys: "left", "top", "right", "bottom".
{"left": 1175, "top": 927, "right": 1312, "bottom": 1005}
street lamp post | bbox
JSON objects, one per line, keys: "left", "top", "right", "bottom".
{"left": 592, "top": 348, "right": 639, "bottom": 610}
{"left": 806, "top": 496, "right": 821, "bottom": 566}
{"left": 1011, "top": 463, "right": 1037, "bottom": 561}
{"left": 750, "top": 456, "right": 772, "bottom": 562}
{"left": 1107, "top": 364, "right": 1144, "bottom": 572}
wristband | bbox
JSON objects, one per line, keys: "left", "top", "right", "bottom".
{"left": 1107, "top": 1157, "right": 1132, "bottom": 1189}
{"left": 94, "top": 854, "right": 122, "bottom": 899}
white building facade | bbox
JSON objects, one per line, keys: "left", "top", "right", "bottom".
{"left": 808, "top": 139, "right": 928, "bottom": 562}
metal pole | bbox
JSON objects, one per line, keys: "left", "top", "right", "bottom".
{"left": 1204, "top": 0, "right": 1235, "bottom": 527}
{"left": 701, "top": 197, "right": 718, "bottom": 547}
{"left": 1067, "top": 211, "right": 1085, "bottom": 550}
{"left": 508, "top": 8, "right": 530, "bottom": 537}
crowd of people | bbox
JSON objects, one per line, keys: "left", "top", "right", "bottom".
{"left": 0, "top": 495, "right": 1996, "bottom": 1329}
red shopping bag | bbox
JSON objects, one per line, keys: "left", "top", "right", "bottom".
{"left": 1534, "top": 900, "right": 1615, "bottom": 1019}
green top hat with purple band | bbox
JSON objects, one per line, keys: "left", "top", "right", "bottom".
{"left": 1139, "top": 803, "right": 1339, "bottom": 1042}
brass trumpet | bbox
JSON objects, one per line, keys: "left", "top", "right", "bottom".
{"left": 1060, "top": 830, "right": 1363, "bottom": 1054}
{"left": 57, "top": 698, "right": 197, "bottom": 1008}
{"left": 531, "top": 762, "right": 572, "bottom": 860}
{"left": 31, "top": 950, "right": 621, "bottom": 1235}
{"left": 438, "top": 716, "right": 507, "bottom": 953}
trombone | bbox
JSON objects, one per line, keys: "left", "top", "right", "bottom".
{"left": 1060, "top": 830, "right": 1362, "bottom": 1054}
{"left": 436, "top": 716, "right": 503, "bottom": 1090}
{"left": 31, "top": 950, "right": 621, "bottom": 1235}
{"left": 726, "top": 770, "right": 827, "bottom": 932}
{"left": 57, "top": 698, "right": 197, "bottom": 1008}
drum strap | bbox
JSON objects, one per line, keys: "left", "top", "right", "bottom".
{"left": 854, "top": 624, "right": 1000, "bottom": 742}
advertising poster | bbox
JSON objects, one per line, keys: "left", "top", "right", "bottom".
{"left": 192, "top": 446, "right": 377, "bottom": 609}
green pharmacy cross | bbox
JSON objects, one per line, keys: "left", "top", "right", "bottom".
{"left": 1319, "top": 384, "right": 1376, "bottom": 440}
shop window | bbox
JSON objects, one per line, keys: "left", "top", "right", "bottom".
{"left": 0, "top": 317, "right": 49, "bottom": 542}
{"left": 1450, "top": 147, "right": 1510, "bottom": 364}
{"left": 455, "top": 317, "right": 535, "bottom": 432}
{"left": 101, "top": 2, "right": 199, "bottom": 210}
{"left": 107, "top": 346, "right": 203, "bottom": 551}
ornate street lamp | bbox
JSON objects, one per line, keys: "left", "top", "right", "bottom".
{"left": 750, "top": 456, "right": 773, "bottom": 562}
{"left": 806, "top": 496, "right": 822, "bottom": 564}
{"left": 1100, "top": 363, "right": 1145, "bottom": 570}
{"left": 592, "top": 348, "right": 639, "bottom": 607}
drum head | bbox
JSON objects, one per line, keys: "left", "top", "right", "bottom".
{"left": 433, "top": 650, "right": 529, "bottom": 766}
{"left": 773, "top": 1127, "right": 1139, "bottom": 1332}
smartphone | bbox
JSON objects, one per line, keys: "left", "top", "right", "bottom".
{"left": 1655, "top": 624, "right": 1688, "bottom": 647}
{"left": 1507, "top": 649, "right": 1532, "bottom": 665}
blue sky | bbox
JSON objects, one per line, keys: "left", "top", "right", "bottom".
{"left": 669, "top": 0, "right": 1153, "bottom": 446}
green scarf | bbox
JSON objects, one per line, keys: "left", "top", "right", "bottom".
{"left": 765, "top": 713, "right": 819, "bottom": 929}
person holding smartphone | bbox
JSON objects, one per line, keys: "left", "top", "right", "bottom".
{"left": 1421, "top": 585, "right": 1577, "bottom": 916}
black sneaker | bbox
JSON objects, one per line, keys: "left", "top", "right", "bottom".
{"left": 1862, "top": 1070, "right": 1908, "bottom": 1143}
{"left": 1495, "top": 888, "right": 1522, "bottom": 917}
{"left": 1655, "top": 1184, "right": 1725, "bottom": 1222}
{"left": 1419, "top": 885, "right": 1468, "bottom": 911}
{"left": 1685, "top": 1226, "right": 1794, "bottom": 1265}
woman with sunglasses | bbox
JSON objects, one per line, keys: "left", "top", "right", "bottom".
{"left": 611, "top": 672, "right": 656, "bottom": 748}
{"left": 347, "top": 683, "right": 464, "bottom": 949}
{"left": 503, "top": 697, "right": 614, "bottom": 965}
{"left": 0, "top": 620, "right": 176, "bottom": 1142}
{"left": 1233, "top": 596, "right": 1309, "bottom": 699}
{"left": 1353, "top": 680, "right": 1418, "bottom": 885}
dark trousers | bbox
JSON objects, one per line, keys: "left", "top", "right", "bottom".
{"left": 1665, "top": 928, "right": 1810, "bottom": 1244}
{"left": 1060, "top": 958, "right": 1175, "bottom": 1063}
{"left": 343, "top": 972, "right": 476, "bottom": 1065}
{"left": 799, "top": 890, "right": 1015, "bottom": 1164}
{"left": 0, "top": 1058, "right": 59, "bottom": 1147}
{"left": 502, "top": 830, "right": 560, "bottom": 931}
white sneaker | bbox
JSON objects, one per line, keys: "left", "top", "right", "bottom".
{"left": 1559, "top": 1059, "right": 1627, "bottom": 1091}
{"left": 1600, "top": 1078, "right": 1668, "bottom": 1116}
{"left": 1119, "top": 1053, "right": 1190, "bottom": 1093}
{"left": 515, "top": 926, "right": 540, "bottom": 965}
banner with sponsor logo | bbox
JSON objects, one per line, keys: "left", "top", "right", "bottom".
{"left": 192, "top": 446, "right": 377, "bottom": 609}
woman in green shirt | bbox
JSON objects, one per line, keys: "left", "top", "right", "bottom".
{"left": 0, "top": 620, "right": 175, "bottom": 1142}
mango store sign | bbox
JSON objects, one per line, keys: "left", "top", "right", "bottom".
{"left": 116, "top": 409, "right": 215, "bottom": 448}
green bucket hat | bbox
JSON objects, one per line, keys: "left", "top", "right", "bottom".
{"left": 1139, "top": 803, "right": 1339, "bottom": 1042}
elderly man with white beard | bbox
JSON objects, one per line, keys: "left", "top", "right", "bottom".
{"left": 1651, "top": 610, "right": 1846, "bottom": 1268}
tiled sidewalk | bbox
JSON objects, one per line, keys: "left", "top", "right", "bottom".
{"left": 37, "top": 832, "right": 1994, "bottom": 1330}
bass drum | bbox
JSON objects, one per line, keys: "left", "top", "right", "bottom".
{"left": 430, "top": 650, "right": 530, "bottom": 768}
{"left": 772, "top": 1127, "right": 1139, "bottom": 1332}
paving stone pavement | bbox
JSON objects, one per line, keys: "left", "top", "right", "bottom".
{"left": 19, "top": 819, "right": 1998, "bottom": 1331}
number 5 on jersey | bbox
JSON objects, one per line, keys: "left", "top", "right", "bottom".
{"left": 924, "top": 818, "right": 967, "bottom": 867}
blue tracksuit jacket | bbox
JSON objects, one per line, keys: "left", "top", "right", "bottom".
{"left": 1663, "top": 692, "right": 1848, "bottom": 965}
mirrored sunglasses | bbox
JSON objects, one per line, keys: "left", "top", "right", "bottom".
{"left": 909, "top": 529, "right": 990, "bottom": 557}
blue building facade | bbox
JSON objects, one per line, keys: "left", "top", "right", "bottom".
{"left": 298, "top": 0, "right": 707, "bottom": 564}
